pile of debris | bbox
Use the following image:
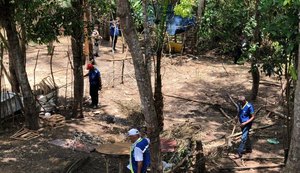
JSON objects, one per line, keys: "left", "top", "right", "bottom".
{"left": 34, "top": 76, "right": 58, "bottom": 115}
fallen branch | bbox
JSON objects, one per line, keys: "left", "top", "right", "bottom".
{"left": 219, "top": 108, "right": 231, "bottom": 119}
{"left": 219, "top": 163, "right": 285, "bottom": 171}
{"left": 249, "top": 80, "right": 281, "bottom": 87}
{"left": 266, "top": 109, "right": 290, "bottom": 120}
{"left": 227, "top": 94, "right": 239, "bottom": 119}
{"left": 227, "top": 93, "right": 238, "bottom": 110}
{"left": 242, "top": 156, "right": 284, "bottom": 161}
{"left": 255, "top": 106, "right": 263, "bottom": 115}
{"left": 228, "top": 124, "right": 277, "bottom": 138}
{"left": 163, "top": 94, "right": 219, "bottom": 107}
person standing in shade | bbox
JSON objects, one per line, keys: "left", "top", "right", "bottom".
{"left": 236, "top": 96, "right": 255, "bottom": 158}
{"left": 85, "top": 64, "right": 102, "bottom": 108}
{"left": 109, "top": 19, "right": 119, "bottom": 51}
{"left": 127, "top": 128, "right": 150, "bottom": 173}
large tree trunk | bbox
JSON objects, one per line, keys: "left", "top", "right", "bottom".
{"left": 117, "top": 0, "right": 163, "bottom": 172}
{"left": 0, "top": 0, "right": 39, "bottom": 130}
{"left": 284, "top": 12, "right": 300, "bottom": 172}
{"left": 8, "top": 52, "right": 20, "bottom": 93}
{"left": 69, "top": 0, "right": 84, "bottom": 119}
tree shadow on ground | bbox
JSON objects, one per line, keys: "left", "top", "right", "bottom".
{"left": 164, "top": 59, "right": 284, "bottom": 172}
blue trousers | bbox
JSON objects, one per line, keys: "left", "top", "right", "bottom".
{"left": 237, "top": 123, "right": 252, "bottom": 155}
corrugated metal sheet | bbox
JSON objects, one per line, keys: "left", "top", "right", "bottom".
{"left": 0, "top": 92, "right": 22, "bottom": 118}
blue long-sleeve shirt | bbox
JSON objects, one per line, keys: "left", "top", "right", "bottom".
{"left": 89, "top": 68, "right": 101, "bottom": 87}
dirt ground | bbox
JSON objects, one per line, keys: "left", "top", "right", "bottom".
{"left": 0, "top": 36, "right": 286, "bottom": 173}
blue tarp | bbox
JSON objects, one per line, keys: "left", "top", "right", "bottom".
{"left": 166, "top": 15, "right": 196, "bottom": 35}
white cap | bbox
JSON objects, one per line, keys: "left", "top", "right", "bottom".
{"left": 128, "top": 128, "right": 139, "bottom": 136}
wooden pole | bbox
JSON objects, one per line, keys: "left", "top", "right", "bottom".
{"left": 33, "top": 50, "right": 40, "bottom": 91}
{"left": 121, "top": 60, "right": 125, "bottom": 84}
{"left": 49, "top": 46, "right": 57, "bottom": 89}
{"left": 65, "top": 56, "right": 69, "bottom": 105}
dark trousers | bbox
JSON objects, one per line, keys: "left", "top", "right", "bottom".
{"left": 90, "top": 85, "right": 99, "bottom": 106}
{"left": 237, "top": 123, "right": 252, "bottom": 154}
{"left": 111, "top": 35, "right": 118, "bottom": 50}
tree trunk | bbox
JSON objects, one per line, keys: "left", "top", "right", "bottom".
{"left": 251, "top": 0, "right": 261, "bottom": 101}
{"left": 20, "top": 20, "right": 27, "bottom": 64}
{"left": 0, "top": 0, "right": 39, "bottom": 130}
{"left": 143, "top": 0, "right": 151, "bottom": 77}
{"left": 195, "top": 0, "right": 206, "bottom": 53}
{"left": 103, "top": 16, "right": 110, "bottom": 41}
{"left": 117, "top": 0, "right": 163, "bottom": 172}
{"left": 251, "top": 64, "right": 260, "bottom": 100}
{"left": 284, "top": 11, "right": 300, "bottom": 172}
{"left": 69, "top": 0, "right": 84, "bottom": 119}
{"left": 8, "top": 51, "right": 20, "bottom": 93}
{"left": 155, "top": 49, "right": 164, "bottom": 133}
{"left": 153, "top": 2, "right": 168, "bottom": 135}
{"left": 84, "top": 0, "right": 93, "bottom": 62}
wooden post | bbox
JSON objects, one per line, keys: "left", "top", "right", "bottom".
{"left": 33, "top": 50, "right": 40, "bottom": 91}
{"left": 121, "top": 60, "right": 125, "bottom": 84}
{"left": 49, "top": 47, "right": 57, "bottom": 89}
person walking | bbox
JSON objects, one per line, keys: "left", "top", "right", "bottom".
{"left": 109, "top": 19, "right": 119, "bottom": 51}
{"left": 85, "top": 64, "right": 102, "bottom": 108}
{"left": 127, "top": 128, "right": 150, "bottom": 173}
{"left": 236, "top": 96, "right": 255, "bottom": 158}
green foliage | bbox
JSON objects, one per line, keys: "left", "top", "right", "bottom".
{"left": 13, "top": 0, "right": 82, "bottom": 44}
{"left": 89, "top": 0, "right": 112, "bottom": 20}
{"left": 198, "top": 0, "right": 300, "bottom": 80}
{"left": 259, "top": 0, "right": 299, "bottom": 78}
{"left": 174, "top": 0, "right": 196, "bottom": 18}
{"left": 289, "top": 64, "right": 297, "bottom": 81}
{"left": 199, "top": 0, "right": 250, "bottom": 53}
{"left": 128, "top": 0, "right": 155, "bottom": 29}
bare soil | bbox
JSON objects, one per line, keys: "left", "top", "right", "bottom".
{"left": 0, "top": 36, "right": 286, "bottom": 173}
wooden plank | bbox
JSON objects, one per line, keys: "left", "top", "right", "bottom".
{"left": 11, "top": 128, "right": 28, "bottom": 138}
{"left": 10, "top": 127, "right": 25, "bottom": 138}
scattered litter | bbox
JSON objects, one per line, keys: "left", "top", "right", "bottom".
{"left": 44, "top": 112, "right": 51, "bottom": 118}
{"left": 73, "top": 131, "right": 103, "bottom": 145}
{"left": 10, "top": 127, "right": 40, "bottom": 140}
{"left": 267, "top": 138, "right": 279, "bottom": 144}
